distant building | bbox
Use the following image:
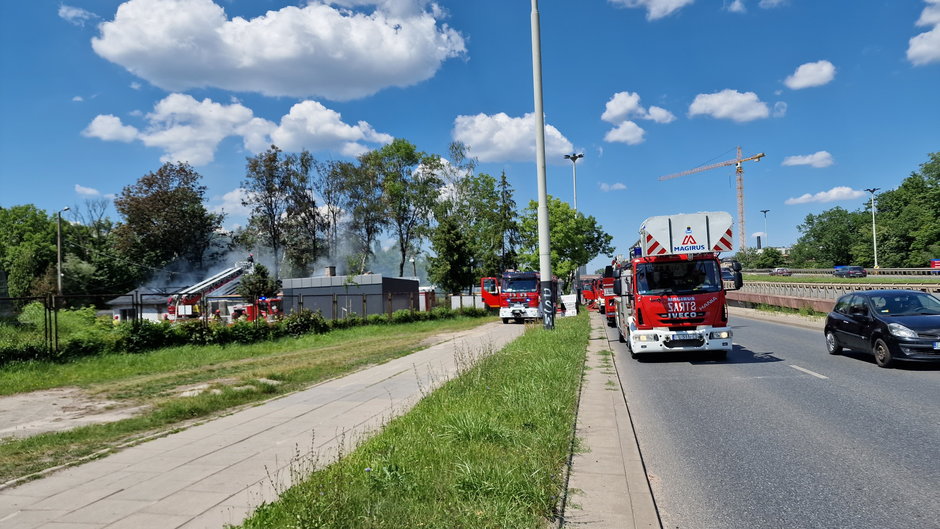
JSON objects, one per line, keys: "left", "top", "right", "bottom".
{"left": 281, "top": 271, "right": 418, "bottom": 319}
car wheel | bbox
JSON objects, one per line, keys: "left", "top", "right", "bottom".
{"left": 873, "top": 338, "right": 895, "bottom": 368}
{"left": 825, "top": 330, "right": 842, "bottom": 355}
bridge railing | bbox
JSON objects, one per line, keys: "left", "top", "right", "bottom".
{"left": 738, "top": 281, "right": 940, "bottom": 301}
{"left": 746, "top": 267, "right": 940, "bottom": 276}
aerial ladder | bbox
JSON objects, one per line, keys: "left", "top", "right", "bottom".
{"left": 167, "top": 258, "right": 254, "bottom": 319}
{"left": 659, "top": 146, "right": 765, "bottom": 251}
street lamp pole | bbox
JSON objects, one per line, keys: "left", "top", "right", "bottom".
{"left": 564, "top": 153, "right": 583, "bottom": 210}
{"left": 57, "top": 206, "right": 70, "bottom": 296}
{"left": 864, "top": 188, "right": 880, "bottom": 268}
{"left": 760, "top": 209, "right": 770, "bottom": 248}
{"left": 531, "top": 0, "right": 554, "bottom": 329}
{"left": 409, "top": 256, "right": 416, "bottom": 278}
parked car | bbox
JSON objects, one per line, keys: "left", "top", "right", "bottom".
{"left": 833, "top": 265, "right": 867, "bottom": 278}
{"left": 824, "top": 290, "right": 940, "bottom": 367}
{"left": 769, "top": 267, "right": 792, "bottom": 276}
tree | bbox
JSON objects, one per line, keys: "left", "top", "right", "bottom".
{"left": 236, "top": 263, "right": 281, "bottom": 302}
{"left": 789, "top": 207, "right": 866, "bottom": 267}
{"left": 517, "top": 196, "right": 614, "bottom": 289}
{"left": 114, "top": 162, "right": 224, "bottom": 273}
{"left": 874, "top": 152, "right": 940, "bottom": 267}
{"left": 427, "top": 213, "right": 475, "bottom": 294}
{"left": 362, "top": 139, "right": 443, "bottom": 277}
{"left": 241, "top": 146, "right": 321, "bottom": 279}
{"left": 332, "top": 159, "right": 388, "bottom": 274}
{"left": 0, "top": 205, "right": 56, "bottom": 297}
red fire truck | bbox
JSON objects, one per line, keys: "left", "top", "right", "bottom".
{"left": 613, "top": 211, "right": 743, "bottom": 360}
{"left": 481, "top": 271, "right": 558, "bottom": 324}
{"left": 578, "top": 274, "right": 601, "bottom": 310}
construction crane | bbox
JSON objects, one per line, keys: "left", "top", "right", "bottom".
{"left": 658, "top": 146, "right": 765, "bottom": 251}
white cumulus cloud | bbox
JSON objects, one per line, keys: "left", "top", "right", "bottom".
{"left": 84, "top": 94, "right": 391, "bottom": 165}
{"left": 599, "top": 182, "right": 627, "bottom": 192}
{"left": 782, "top": 151, "right": 834, "bottom": 168}
{"left": 82, "top": 115, "right": 139, "bottom": 142}
{"left": 608, "top": 0, "right": 695, "bottom": 20}
{"left": 451, "top": 112, "right": 573, "bottom": 163}
{"left": 209, "top": 188, "right": 252, "bottom": 217}
{"left": 908, "top": 0, "right": 940, "bottom": 66}
{"left": 688, "top": 89, "right": 769, "bottom": 122}
{"left": 727, "top": 0, "right": 746, "bottom": 13}
{"left": 784, "top": 186, "right": 865, "bottom": 205}
{"left": 604, "top": 121, "right": 646, "bottom": 145}
{"left": 91, "top": 0, "right": 466, "bottom": 100}
{"left": 784, "top": 60, "right": 836, "bottom": 89}
{"left": 601, "top": 91, "right": 676, "bottom": 124}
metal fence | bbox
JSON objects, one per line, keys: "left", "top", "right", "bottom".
{"left": 738, "top": 281, "right": 940, "bottom": 301}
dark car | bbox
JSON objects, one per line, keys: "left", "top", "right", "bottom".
{"left": 833, "top": 265, "right": 867, "bottom": 278}
{"left": 769, "top": 267, "right": 792, "bottom": 276}
{"left": 824, "top": 290, "right": 940, "bottom": 367}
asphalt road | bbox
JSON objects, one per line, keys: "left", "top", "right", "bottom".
{"left": 606, "top": 314, "right": 940, "bottom": 529}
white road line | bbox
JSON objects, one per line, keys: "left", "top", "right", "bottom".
{"left": 789, "top": 365, "right": 829, "bottom": 379}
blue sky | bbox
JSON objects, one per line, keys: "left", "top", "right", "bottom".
{"left": 1, "top": 0, "right": 939, "bottom": 274}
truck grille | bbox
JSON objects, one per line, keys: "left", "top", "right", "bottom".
{"left": 664, "top": 337, "right": 705, "bottom": 348}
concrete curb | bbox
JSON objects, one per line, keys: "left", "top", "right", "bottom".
{"left": 562, "top": 312, "right": 661, "bottom": 529}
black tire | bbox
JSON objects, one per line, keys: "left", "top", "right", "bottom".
{"left": 712, "top": 350, "right": 727, "bottom": 361}
{"left": 825, "top": 330, "right": 842, "bottom": 355}
{"left": 502, "top": 318, "right": 509, "bottom": 324}
{"left": 873, "top": 338, "right": 895, "bottom": 368}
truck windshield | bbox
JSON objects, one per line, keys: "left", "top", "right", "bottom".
{"left": 634, "top": 260, "right": 722, "bottom": 295}
{"left": 502, "top": 278, "right": 538, "bottom": 292}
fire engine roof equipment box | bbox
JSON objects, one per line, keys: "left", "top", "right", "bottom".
{"left": 281, "top": 274, "right": 418, "bottom": 319}
{"left": 639, "top": 211, "right": 734, "bottom": 256}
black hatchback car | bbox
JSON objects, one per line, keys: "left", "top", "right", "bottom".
{"left": 825, "top": 290, "right": 940, "bottom": 367}
{"left": 833, "top": 266, "right": 867, "bottom": 278}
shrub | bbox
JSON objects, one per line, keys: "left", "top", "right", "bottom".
{"left": 229, "top": 320, "right": 270, "bottom": 344}
{"left": 456, "top": 307, "right": 488, "bottom": 318}
{"left": 391, "top": 309, "right": 416, "bottom": 324}
{"left": 116, "top": 320, "right": 174, "bottom": 353}
{"left": 0, "top": 337, "right": 47, "bottom": 365}
{"left": 366, "top": 313, "right": 389, "bottom": 326}
{"left": 59, "top": 332, "right": 107, "bottom": 360}
{"left": 282, "top": 309, "right": 328, "bottom": 337}
{"left": 430, "top": 306, "right": 454, "bottom": 320}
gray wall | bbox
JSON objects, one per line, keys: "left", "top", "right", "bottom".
{"left": 282, "top": 274, "right": 419, "bottom": 319}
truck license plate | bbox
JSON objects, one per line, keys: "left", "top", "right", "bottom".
{"left": 672, "top": 333, "right": 697, "bottom": 341}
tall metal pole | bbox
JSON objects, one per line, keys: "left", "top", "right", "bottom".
{"left": 565, "top": 153, "right": 584, "bottom": 306}
{"left": 760, "top": 209, "right": 770, "bottom": 248}
{"left": 864, "top": 188, "right": 880, "bottom": 268}
{"left": 56, "top": 207, "right": 70, "bottom": 296}
{"left": 531, "top": 0, "right": 553, "bottom": 330}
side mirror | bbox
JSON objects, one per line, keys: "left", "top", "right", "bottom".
{"left": 732, "top": 261, "right": 742, "bottom": 272}
{"left": 733, "top": 272, "right": 744, "bottom": 290}
{"left": 613, "top": 279, "right": 622, "bottom": 295}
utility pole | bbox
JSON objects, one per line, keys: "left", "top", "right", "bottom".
{"left": 57, "top": 206, "right": 70, "bottom": 296}
{"left": 531, "top": 0, "right": 553, "bottom": 329}
{"left": 864, "top": 188, "right": 880, "bottom": 268}
{"left": 565, "top": 153, "right": 584, "bottom": 306}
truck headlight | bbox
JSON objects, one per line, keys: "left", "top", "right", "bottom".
{"left": 710, "top": 330, "right": 731, "bottom": 339}
{"left": 635, "top": 334, "right": 659, "bottom": 342}
{"left": 888, "top": 323, "right": 917, "bottom": 339}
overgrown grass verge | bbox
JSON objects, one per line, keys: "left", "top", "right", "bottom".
{"left": 753, "top": 303, "right": 826, "bottom": 318}
{"left": 0, "top": 317, "right": 491, "bottom": 484}
{"left": 237, "top": 313, "right": 589, "bottom": 529}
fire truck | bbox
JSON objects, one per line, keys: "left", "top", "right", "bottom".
{"left": 613, "top": 212, "right": 743, "bottom": 360}
{"left": 481, "top": 271, "right": 557, "bottom": 324}
{"left": 578, "top": 274, "right": 601, "bottom": 310}
{"left": 599, "top": 264, "right": 618, "bottom": 326}
{"left": 167, "top": 258, "right": 253, "bottom": 320}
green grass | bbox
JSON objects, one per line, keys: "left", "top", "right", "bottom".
{"left": 0, "top": 316, "right": 492, "bottom": 484}
{"left": 753, "top": 303, "right": 826, "bottom": 319}
{"left": 237, "top": 313, "right": 589, "bottom": 529}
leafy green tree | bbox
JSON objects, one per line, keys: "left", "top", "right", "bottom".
{"left": 114, "top": 162, "right": 224, "bottom": 273}
{"left": 236, "top": 263, "right": 281, "bottom": 302}
{"left": 789, "top": 207, "right": 866, "bottom": 267}
{"left": 753, "top": 247, "right": 785, "bottom": 269}
{"left": 241, "top": 146, "right": 324, "bottom": 279}
{"left": 517, "top": 195, "right": 614, "bottom": 289}
{"left": 361, "top": 139, "right": 443, "bottom": 277}
{"left": 331, "top": 158, "right": 388, "bottom": 275}
{"left": 875, "top": 152, "right": 940, "bottom": 267}
{"left": 428, "top": 213, "right": 475, "bottom": 294}
{"left": 0, "top": 205, "right": 56, "bottom": 297}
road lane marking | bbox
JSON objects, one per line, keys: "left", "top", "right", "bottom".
{"left": 789, "top": 365, "right": 829, "bottom": 379}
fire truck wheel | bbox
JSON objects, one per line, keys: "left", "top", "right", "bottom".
{"left": 502, "top": 318, "right": 510, "bottom": 324}
{"left": 712, "top": 350, "right": 727, "bottom": 361}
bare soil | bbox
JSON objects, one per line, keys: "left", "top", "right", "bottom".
{"left": 0, "top": 388, "right": 148, "bottom": 441}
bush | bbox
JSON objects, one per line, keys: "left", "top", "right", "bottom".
{"left": 282, "top": 309, "right": 328, "bottom": 337}
{"left": 455, "top": 307, "right": 488, "bottom": 318}
{"left": 229, "top": 320, "right": 271, "bottom": 344}
{"left": 390, "top": 309, "right": 417, "bottom": 324}
{"left": 0, "top": 337, "right": 47, "bottom": 365}
{"left": 366, "top": 313, "right": 389, "bottom": 326}
{"left": 116, "top": 320, "right": 174, "bottom": 353}
{"left": 59, "top": 332, "right": 108, "bottom": 360}
{"left": 430, "top": 306, "right": 454, "bottom": 320}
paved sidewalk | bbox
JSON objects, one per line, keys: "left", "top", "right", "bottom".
{"left": 0, "top": 321, "right": 525, "bottom": 529}
{"left": 563, "top": 312, "right": 660, "bottom": 528}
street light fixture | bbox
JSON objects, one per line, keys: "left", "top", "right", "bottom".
{"left": 864, "top": 188, "right": 880, "bottom": 268}
{"left": 563, "top": 153, "right": 583, "bottom": 210}
{"left": 57, "top": 206, "right": 70, "bottom": 296}
{"left": 759, "top": 209, "right": 770, "bottom": 248}
{"left": 409, "top": 256, "right": 416, "bottom": 278}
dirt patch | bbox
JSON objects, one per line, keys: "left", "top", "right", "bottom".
{"left": 0, "top": 388, "right": 148, "bottom": 441}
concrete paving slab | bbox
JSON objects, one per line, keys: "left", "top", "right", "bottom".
{"left": 563, "top": 312, "right": 661, "bottom": 529}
